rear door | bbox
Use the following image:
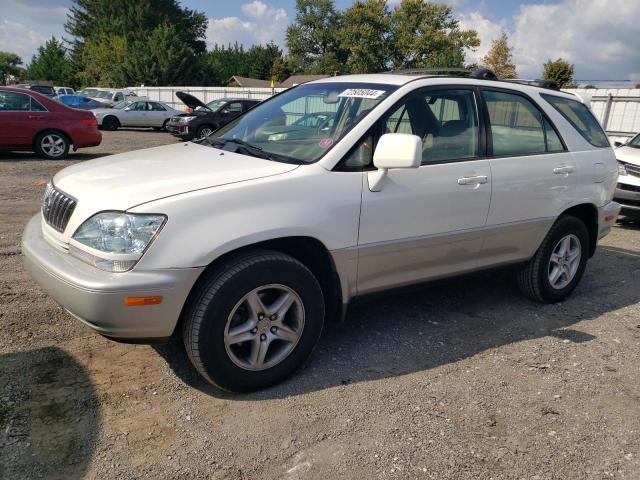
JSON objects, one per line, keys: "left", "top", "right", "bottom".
{"left": 356, "top": 87, "right": 492, "bottom": 294}
{"left": 148, "top": 102, "right": 169, "bottom": 126}
{"left": 479, "top": 88, "right": 575, "bottom": 267}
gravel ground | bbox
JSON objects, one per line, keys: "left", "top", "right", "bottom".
{"left": 1, "top": 130, "right": 639, "bottom": 480}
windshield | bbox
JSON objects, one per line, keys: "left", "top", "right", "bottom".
{"left": 95, "top": 91, "right": 113, "bottom": 99}
{"left": 199, "top": 99, "right": 226, "bottom": 112}
{"left": 210, "top": 82, "right": 397, "bottom": 163}
{"left": 112, "top": 101, "right": 131, "bottom": 110}
{"left": 81, "top": 89, "right": 98, "bottom": 96}
{"left": 629, "top": 134, "right": 640, "bottom": 147}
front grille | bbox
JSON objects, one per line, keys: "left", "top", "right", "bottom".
{"left": 617, "top": 182, "right": 640, "bottom": 193}
{"left": 42, "top": 183, "right": 77, "bottom": 233}
{"left": 624, "top": 162, "right": 640, "bottom": 177}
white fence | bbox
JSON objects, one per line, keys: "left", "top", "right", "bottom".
{"left": 129, "top": 86, "right": 286, "bottom": 111}
{"left": 566, "top": 88, "right": 640, "bottom": 143}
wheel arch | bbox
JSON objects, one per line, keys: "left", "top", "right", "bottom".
{"left": 174, "top": 236, "right": 345, "bottom": 337}
{"left": 560, "top": 203, "right": 598, "bottom": 257}
{"left": 102, "top": 114, "right": 121, "bottom": 127}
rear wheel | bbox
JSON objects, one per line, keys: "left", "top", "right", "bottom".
{"left": 34, "top": 131, "right": 70, "bottom": 159}
{"left": 182, "top": 250, "right": 325, "bottom": 392}
{"left": 102, "top": 116, "right": 119, "bottom": 131}
{"left": 517, "top": 215, "right": 589, "bottom": 303}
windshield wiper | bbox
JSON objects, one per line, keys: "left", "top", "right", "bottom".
{"left": 202, "top": 137, "right": 303, "bottom": 164}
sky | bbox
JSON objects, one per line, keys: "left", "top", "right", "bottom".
{"left": 1, "top": 0, "right": 638, "bottom": 84}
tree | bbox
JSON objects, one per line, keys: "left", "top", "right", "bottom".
{"left": 0, "top": 51, "right": 23, "bottom": 85}
{"left": 388, "top": 0, "right": 479, "bottom": 70}
{"left": 286, "top": 0, "right": 346, "bottom": 74}
{"left": 481, "top": 31, "right": 516, "bottom": 79}
{"left": 65, "top": 0, "right": 208, "bottom": 86}
{"left": 26, "top": 37, "right": 73, "bottom": 85}
{"left": 246, "top": 43, "right": 284, "bottom": 80}
{"left": 542, "top": 58, "right": 574, "bottom": 88}
{"left": 338, "top": 0, "right": 390, "bottom": 74}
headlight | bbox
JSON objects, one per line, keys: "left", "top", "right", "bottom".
{"left": 70, "top": 212, "right": 166, "bottom": 272}
{"left": 268, "top": 133, "right": 288, "bottom": 141}
{"left": 178, "top": 116, "right": 196, "bottom": 124}
{"left": 618, "top": 161, "right": 628, "bottom": 176}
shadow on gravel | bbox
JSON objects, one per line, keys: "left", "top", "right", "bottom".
{"left": 154, "top": 247, "right": 639, "bottom": 400}
{"left": 0, "top": 152, "right": 109, "bottom": 162}
{"left": 0, "top": 347, "right": 98, "bottom": 480}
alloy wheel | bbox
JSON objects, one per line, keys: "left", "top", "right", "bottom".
{"left": 548, "top": 234, "right": 581, "bottom": 290}
{"left": 41, "top": 134, "right": 66, "bottom": 158}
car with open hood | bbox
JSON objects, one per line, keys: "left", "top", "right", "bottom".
{"left": 613, "top": 133, "right": 640, "bottom": 215}
{"left": 167, "top": 92, "right": 260, "bottom": 140}
{"left": 22, "top": 72, "right": 619, "bottom": 392}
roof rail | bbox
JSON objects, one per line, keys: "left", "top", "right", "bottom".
{"left": 387, "top": 67, "right": 471, "bottom": 76}
{"left": 501, "top": 79, "right": 560, "bottom": 91}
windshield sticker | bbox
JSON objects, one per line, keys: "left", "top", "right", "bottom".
{"left": 337, "top": 89, "right": 385, "bottom": 99}
{"left": 319, "top": 138, "right": 334, "bottom": 149}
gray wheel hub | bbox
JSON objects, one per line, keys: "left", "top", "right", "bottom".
{"left": 41, "top": 134, "right": 66, "bottom": 157}
{"left": 548, "top": 233, "right": 581, "bottom": 290}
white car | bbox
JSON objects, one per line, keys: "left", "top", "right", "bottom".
{"left": 93, "top": 100, "right": 180, "bottom": 131}
{"left": 92, "top": 89, "right": 137, "bottom": 108}
{"left": 54, "top": 86, "right": 75, "bottom": 96}
{"left": 613, "top": 133, "right": 640, "bottom": 214}
{"left": 22, "top": 72, "right": 620, "bottom": 392}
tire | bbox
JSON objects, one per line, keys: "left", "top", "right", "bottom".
{"left": 182, "top": 250, "right": 325, "bottom": 392}
{"left": 517, "top": 215, "right": 589, "bottom": 303}
{"left": 34, "top": 131, "right": 70, "bottom": 159}
{"left": 161, "top": 119, "right": 170, "bottom": 131}
{"left": 196, "top": 124, "right": 215, "bottom": 139}
{"left": 102, "top": 116, "right": 119, "bottom": 131}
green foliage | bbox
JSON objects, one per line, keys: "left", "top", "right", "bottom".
{"left": 285, "top": 0, "right": 346, "bottom": 74}
{"left": 542, "top": 58, "right": 575, "bottom": 88}
{"left": 481, "top": 31, "right": 517, "bottom": 79}
{"left": 204, "top": 43, "right": 285, "bottom": 85}
{"left": 0, "top": 51, "right": 23, "bottom": 85}
{"left": 65, "top": 0, "right": 207, "bottom": 87}
{"left": 388, "top": 0, "right": 479, "bottom": 70}
{"left": 338, "top": 0, "right": 390, "bottom": 74}
{"left": 285, "top": 0, "right": 479, "bottom": 74}
{"left": 26, "top": 37, "right": 73, "bottom": 85}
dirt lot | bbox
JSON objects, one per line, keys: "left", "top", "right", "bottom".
{"left": 1, "top": 130, "right": 639, "bottom": 480}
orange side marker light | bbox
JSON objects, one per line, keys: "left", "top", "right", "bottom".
{"left": 124, "top": 296, "right": 163, "bottom": 306}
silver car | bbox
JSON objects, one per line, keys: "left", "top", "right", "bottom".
{"left": 93, "top": 100, "right": 180, "bottom": 131}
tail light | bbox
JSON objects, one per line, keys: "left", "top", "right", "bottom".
{"left": 80, "top": 117, "right": 98, "bottom": 127}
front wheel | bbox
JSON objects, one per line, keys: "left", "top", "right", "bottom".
{"left": 517, "top": 215, "right": 589, "bottom": 303}
{"left": 182, "top": 250, "right": 325, "bottom": 392}
{"left": 196, "top": 125, "right": 215, "bottom": 139}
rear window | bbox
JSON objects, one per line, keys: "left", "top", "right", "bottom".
{"left": 542, "top": 94, "right": 609, "bottom": 148}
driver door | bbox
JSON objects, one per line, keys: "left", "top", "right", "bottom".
{"left": 356, "top": 87, "right": 492, "bottom": 294}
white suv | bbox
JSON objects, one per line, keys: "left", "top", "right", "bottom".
{"left": 22, "top": 73, "right": 620, "bottom": 392}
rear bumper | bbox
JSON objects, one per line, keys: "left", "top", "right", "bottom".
{"left": 597, "top": 201, "right": 621, "bottom": 239}
{"left": 73, "top": 129, "right": 102, "bottom": 148}
{"left": 22, "top": 214, "right": 203, "bottom": 341}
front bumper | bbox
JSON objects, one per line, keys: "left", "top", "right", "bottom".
{"left": 167, "top": 123, "right": 194, "bottom": 140}
{"left": 614, "top": 182, "right": 640, "bottom": 212}
{"left": 22, "top": 215, "right": 203, "bottom": 341}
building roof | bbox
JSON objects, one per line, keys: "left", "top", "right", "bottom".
{"left": 279, "top": 75, "right": 330, "bottom": 88}
{"left": 228, "top": 76, "right": 272, "bottom": 88}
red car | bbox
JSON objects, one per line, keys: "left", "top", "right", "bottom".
{"left": 0, "top": 86, "right": 101, "bottom": 159}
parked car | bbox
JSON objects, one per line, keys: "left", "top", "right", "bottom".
{"left": 55, "top": 86, "right": 75, "bottom": 96}
{"left": 92, "top": 99, "right": 179, "bottom": 130}
{"left": 613, "top": 133, "right": 640, "bottom": 214}
{"left": 261, "top": 111, "right": 337, "bottom": 141}
{"left": 22, "top": 73, "right": 619, "bottom": 392}
{"left": 77, "top": 88, "right": 99, "bottom": 98}
{"left": 167, "top": 93, "right": 260, "bottom": 140}
{"left": 92, "top": 89, "right": 137, "bottom": 108}
{"left": 55, "top": 94, "right": 104, "bottom": 110}
{"left": 0, "top": 86, "right": 101, "bottom": 159}
{"left": 15, "top": 84, "right": 56, "bottom": 97}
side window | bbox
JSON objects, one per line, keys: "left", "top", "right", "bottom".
{"left": 0, "top": 91, "right": 31, "bottom": 111}
{"left": 483, "top": 90, "right": 546, "bottom": 156}
{"left": 30, "top": 97, "right": 47, "bottom": 111}
{"left": 150, "top": 102, "right": 166, "bottom": 111}
{"left": 343, "top": 134, "right": 374, "bottom": 169}
{"left": 226, "top": 102, "right": 243, "bottom": 113}
{"left": 541, "top": 94, "right": 609, "bottom": 147}
{"left": 544, "top": 118, "right": 564, "bottom": 151}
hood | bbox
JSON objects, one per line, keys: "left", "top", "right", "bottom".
{"left": 53, "top": 142, "right": 299, "bottom": 215}
{"left": 616, "top": 144, "right": 640, "bottom": 165}
{"left": 176, "top": 91, "right": 209, "bottom": 110}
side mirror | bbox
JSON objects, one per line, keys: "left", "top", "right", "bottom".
{"left": 369, "top": 133, "right": 422, "bottom": 191}
{"left": 614, "top": 141, "right": 624, "bottom": 147}
{"left": 220, "top": 109, "right": 230, "bottom": 115}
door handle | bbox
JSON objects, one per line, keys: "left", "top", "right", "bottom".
{"left": 457, "top": 175, "right": 488, "bottom": 185}
{"left": 28, "top": 115, "right": 43, "bottom": 120}
{"left": 553, "top": 166, "right": 575, "bottom": 175}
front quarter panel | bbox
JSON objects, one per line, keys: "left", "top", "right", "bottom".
{"left": 130, "top": 163, "right": 363, "bottom": 270}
